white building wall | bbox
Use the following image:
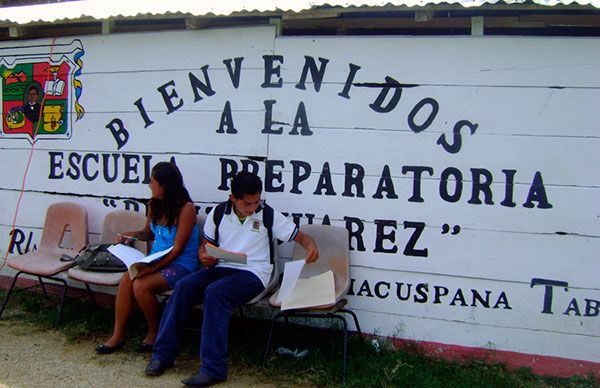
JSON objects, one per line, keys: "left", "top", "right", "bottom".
{"left": 0, "top": 26, "right": 598, "bottom": 363}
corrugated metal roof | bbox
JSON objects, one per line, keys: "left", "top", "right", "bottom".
{"left": 1, "top": 0, "right": 599, "bottom": 26}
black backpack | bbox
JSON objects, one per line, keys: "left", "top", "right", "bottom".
{"left": 74, "top": 243, "right": 127, "bottom": 272}
{"left": 212, "top": 200, "right": 275, "bottom": 264}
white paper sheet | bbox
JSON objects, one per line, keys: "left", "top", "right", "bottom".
{"left": 281, "top": 270, "right": 335, "bottom": 311}
{"left": 205, "top": 243, "right": 247, "bottom": 264}
{"left": 274, "top": 259, "right": 306, "bottom": 304}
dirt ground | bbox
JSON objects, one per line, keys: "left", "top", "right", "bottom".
{"left": 0, "top": 319, "right": 278, "bottom": 388}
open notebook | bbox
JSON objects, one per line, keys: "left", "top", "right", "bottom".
{"left": 108, "top": 244, "right": 173, "bottom": 279}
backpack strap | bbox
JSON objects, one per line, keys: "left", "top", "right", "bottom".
{"left": 212, "top": 201, "right": 230, "bottom": 246}
{"left": 261, "top": 202, "right": 275, "bottom": 264}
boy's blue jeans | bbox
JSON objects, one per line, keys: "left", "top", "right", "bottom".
{"left": 152, "top": 267, "right": 265, "bottom": 380}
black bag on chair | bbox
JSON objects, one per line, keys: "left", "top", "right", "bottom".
{"left": 76, "top": 244, "right": 127, "bottom": 272}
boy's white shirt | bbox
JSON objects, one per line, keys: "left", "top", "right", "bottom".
{"left": 204, "top": 205, "right": 297, "bottom": 287}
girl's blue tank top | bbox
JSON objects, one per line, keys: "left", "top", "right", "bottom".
{"left": 150, "top": 221, "right": 199, "bottom": 273}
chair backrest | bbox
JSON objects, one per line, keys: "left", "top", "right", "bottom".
{"left": 40, "top": 202, "right": 88, "bottom": 252}
{"left": 101, "top": 210, "right": 147, "bottom": 253}
{"left": 291, "top": 224, "right": 350, "bottom": 304}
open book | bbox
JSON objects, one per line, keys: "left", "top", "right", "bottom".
{"left": 107, "top": 244, "right": 173, "bottom": 279}
{"left": 205, "top": 243, "right": 247, "bottom": 264}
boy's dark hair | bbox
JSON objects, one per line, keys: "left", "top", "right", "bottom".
{"left": 231, "top": 171, "right": 262, "bottom": 199}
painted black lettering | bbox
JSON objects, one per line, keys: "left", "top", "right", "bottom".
{"left": 290, "top": 160, "right": 311, "bottom": 194}
{"left": 344, "top": 216, "right": 365, "bottom": 252}
{"left": 563, "top": 298, "right": 581, "bottom": 316}
{"left": 369, "top": 76, "right": 402, "bottom": 113}
{"left": 402, "top": 166, "right": 433, "bottom": 203}
{"left": 403, "top": 221, "right": 428, "bottom": 257}
{"left": 8, "top": 229, "right": 25, "bottom": 254}
{"left": 122, "top": 154, "right": 140, "bottom": 183}
{"left": 261, "top": 55, "right": 284, "bottom": 88}
{"left": 133, "top": 97, "right": 154, "bottom": 128}
{"left": 374, "top": 219, "right": 398, "bottom": 253}
{"left": 223, "top": 57, "right": 244, "bottom": 89}
{"left": 313, "top": 162, "right": 336, "bottom": 195}
{"left": 82, "top": 153, "right": 99, "bottom": 181}
{"left": 49, "top": 151, "right": 64, "bottom": 179}
{"left": 523, "top": 172, "right": 553, "bottom": 209}
{"left": 408, "top": 98, "right": 439, "bottom": 133}
{"left": 289, "top": 213, "right": 303, "bottom": 229}
{"left": 295, "top": 56, "right": 329, "bottom": 92}
{"left": 436, "top": 119, "right": 478, "bottom": 154}
{"left": 261, "top": 100, "right": 283, "bottom": 134}
{"left": 439, "top": 167, "right": 463, "bottom": 203}
{"left": 216, "top": 101, "right": 237, "bottom": 134}
{"left": 414, "top": 283, "right": 429, "bottom": 303}
{"left": 433, "top": 286, "right": 449, "bottom": 304}
{"left": 142, "top": 155, "right": 152, "bottom": 184}
{"left": 530, "top": 278, "right": 569, "bottom": 314}
{"left": 189, "top": 65, "right": 216, "bottom": 102}
{"left": 265, "top": 160, "right": 284, "bottom": 192}
{"left": 241, "top": 159, "right": 259, "bottom": 175}
{"left": 374, "top": 281, "right": 390, "bottom": 299}
{"left": 66, "top": 152, "right": 81, "bottom": 180}
{"left": 372, "top": 165, "right": 398, "bottom": 199}
{"left": 357, "top": 279, "right": 374, "bottom": 297}
{"left": 219, "top": 158, "right": 238, "bottom": 190}
{"left": 105, "top": 118, "right": 129, "bottom": 150}
{"left": 347, "top": 278, "right": 356, "bottom": 296}
{"left": 468, "top": 168, "right": 494, "bottom": 205}
{"left": 395, "top": 282, "right": 412, "bottom": 301}
{"left": 343, "top": 163, "right": 365, "bottom": 198}
{"left": 493, "top": 292, "right": 512, "bottom": 309}
{"left": 102, "top": 153, "right": 120, "bottom": 183}
{"left": 450, "top": 289, "right": 468, "bottom": 306}
{"left": 471, "top": 289, "right": 491, "bottom": 308}
{"left": 289, "top": 102, "right": 312, "bottom": 136}
{"left": 157, "top": 80, "right": 183, "bottom": 114}
{"left": 338, "top": 63, "right": 361, "bottom": 99}
{"left": 585, "top": 299, "right": 599, "bottom": 317}
{"left": 501, "top": 169, "right": 517, "bottom": 207}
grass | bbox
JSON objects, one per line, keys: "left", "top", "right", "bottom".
{"left": 0, "top": 287, "right": 598, "bottom": 388}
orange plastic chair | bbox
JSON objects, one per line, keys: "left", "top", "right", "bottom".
{"left": 262, "top": 224, "right": 362, "bottom": 380}
{"left": 67, "top": 209, "right": 147, "bottom": 305}
{"left": 0, "top": 202, "right": 88, "bottom": 323}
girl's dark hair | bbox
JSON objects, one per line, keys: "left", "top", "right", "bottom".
{"left": 149, "top": 161, "right": 192, "bottom": 228}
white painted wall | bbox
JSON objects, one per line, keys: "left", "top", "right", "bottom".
{"left": 0, "top": 26, "right": 598, "bottom": 363}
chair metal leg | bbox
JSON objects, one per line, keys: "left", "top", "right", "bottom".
{"left": 54, "top": 278, "right": 69, "bottom": 324}
{"left": 0, "top": 272, "right": 22, "bottom": 319}
{"left": 339, "top": 315, "right": 348, "bottom": 381}
{"left": 38, "top": 276, "right": 49, "bottom": 297}
{"left": 84, "top": 283, "right": 97, "bottom": 307}
{"left": 339, "top": 308, "right": 363, "bottom": 339}
{"left": 263, "top": 311, "right": 284, "bottom": 366}
{"left": 262, "top": 308, "right": 360, "bottom": 381}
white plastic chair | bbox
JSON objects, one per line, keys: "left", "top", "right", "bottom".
{"left": 67, "top": 209, "right": 147, "bottom": 305}
{"left": 262, "top": 224, "right": 362, "bottom": 380}
{"left": 0, "top": 202, "right": 88, "bottom": 323}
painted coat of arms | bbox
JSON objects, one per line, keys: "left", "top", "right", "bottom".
{"left": 0, "top": 39, "right": 85, "bottom": 142}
